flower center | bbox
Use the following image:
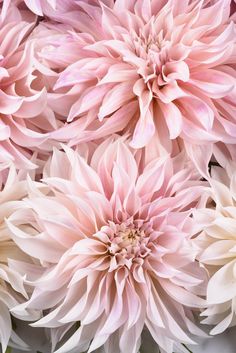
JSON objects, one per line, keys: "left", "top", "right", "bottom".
{"left": 127, "top": 21, "right": 189, "bottom": 93}
{"left": 129, "top": 23, "right": 168, "bottom": 77}
{"left": 105, "top": 222, "right": 151, "bottom": 269}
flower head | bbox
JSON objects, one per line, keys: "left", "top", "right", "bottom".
{"left": 8, "top": 138, "right": 208, "bottom": 353}
{"left": 45, "top": 0, "right": 236, "bottom": 159}
{"left": 0, "top": 166, "right": 34, "bottom": 353}
{"left": 0, "top": 2, "right": 53, "bottom": 171}
{"left": 194, "top": 162, "right": 236, "bottom": 334}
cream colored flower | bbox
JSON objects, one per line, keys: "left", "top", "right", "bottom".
{"left": 194, "top": 163, "right": 236, "bottom": 334}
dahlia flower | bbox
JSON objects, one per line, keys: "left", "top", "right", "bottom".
{"left": 0, "top": 165, "right": 35, "bottom": 353}
{"left": 45, "top": 0, "right": 236, "bottom": 165}
{"left": 193, "top": 163, "right": 236, "bottom": 335}
{"left": 0, "top": 2, "right": 50, "bottom": 170}
{"left": 8, "top": 138, "right": 208, "bottom": 353}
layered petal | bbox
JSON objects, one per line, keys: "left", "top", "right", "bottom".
{"left": 7, "top": 138, "right": 208, "bottom": 353}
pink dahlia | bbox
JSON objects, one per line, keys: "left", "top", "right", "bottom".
{"left": 0, "top": 2, "right": 51, "bottom": 170}
{"left": 46, "top": 0, "right": 236, "bottom": 161}
{"left": 8, "top": 138, "right": 208, "bottom": 353}
{"left": 193, "top": 163, "right": 236, "bottom": 335}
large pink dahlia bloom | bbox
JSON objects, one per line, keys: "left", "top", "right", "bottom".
{"left": 48, "top": 0, "right": 236, "bottom": 156}
{"left": 194, "top": 163, "right": 236, "bottom": 335}
{"left": 8, "top": 138, "right": 208, "bottom": 353}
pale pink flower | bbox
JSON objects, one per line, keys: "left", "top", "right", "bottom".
{"left": 193, "top": 163, "right": 236, "bottom": 335}
{"left": 0, "top": 166, "right": 35, "bottom": 353}
{"left": 0, "top": 2, "right": 51, "bottom": 171}
{"left": 45, "top": 0, "right": 236, "bottom": 167}
{"left": 8, "top": 138, "right": 208, "bottom": 353}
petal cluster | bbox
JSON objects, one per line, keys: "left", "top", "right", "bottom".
{"left": 0, "top": 1, "right": 77, "bottom": 174}
{"left": 43, "top": 0, "right": 236, "bottom": 155}
{"left": 1, "top": 0, "right": 57, "bottom": 17}
{"left": 0, "top": 1, "right": 234, "bottom": 352}
{"left": 0, "top": 3, "right": 50, "bottom": 170}
{"left": 0, "top": 167, "right": 33, "bottom": 352}
{"left": 7, "top": 139, "right": 208, "bottom": 353}
{"left": 194, "top": 163, "right": 236, "bottom": 335}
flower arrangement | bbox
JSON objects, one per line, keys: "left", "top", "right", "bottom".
{"left": 0, "top": 1, "right": 235, "bottom": 353}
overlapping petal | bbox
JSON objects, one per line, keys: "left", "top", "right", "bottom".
{"left": 194, "top": 163, "right": 236, "bottom": 334}
{"left": 0, "top": 166, "right": 43, "bottom": 352}
{"left": 7, "top": 138, "right": 208, "bottom": 353}
{"left": 26, "top": 0, "right": 236, "bottom": 173}
{"left": 0, "top": 2, "right": 58, "bottom": 172}
{"left": 0, "top": 1, "right": 234, "bottom": 352}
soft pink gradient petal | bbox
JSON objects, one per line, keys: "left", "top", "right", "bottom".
{"left": 7, "top": 138, "right": 208, "bottom": 353}
{"left": 0, "top": 3, "right": 53, "bottom": 171}
{"left": 23, "top": 0, "right": 235, "bottom": 174}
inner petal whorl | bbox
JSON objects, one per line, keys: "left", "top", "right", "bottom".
{"left": 102, "top": 222, "right": 152, "bottom": 268}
